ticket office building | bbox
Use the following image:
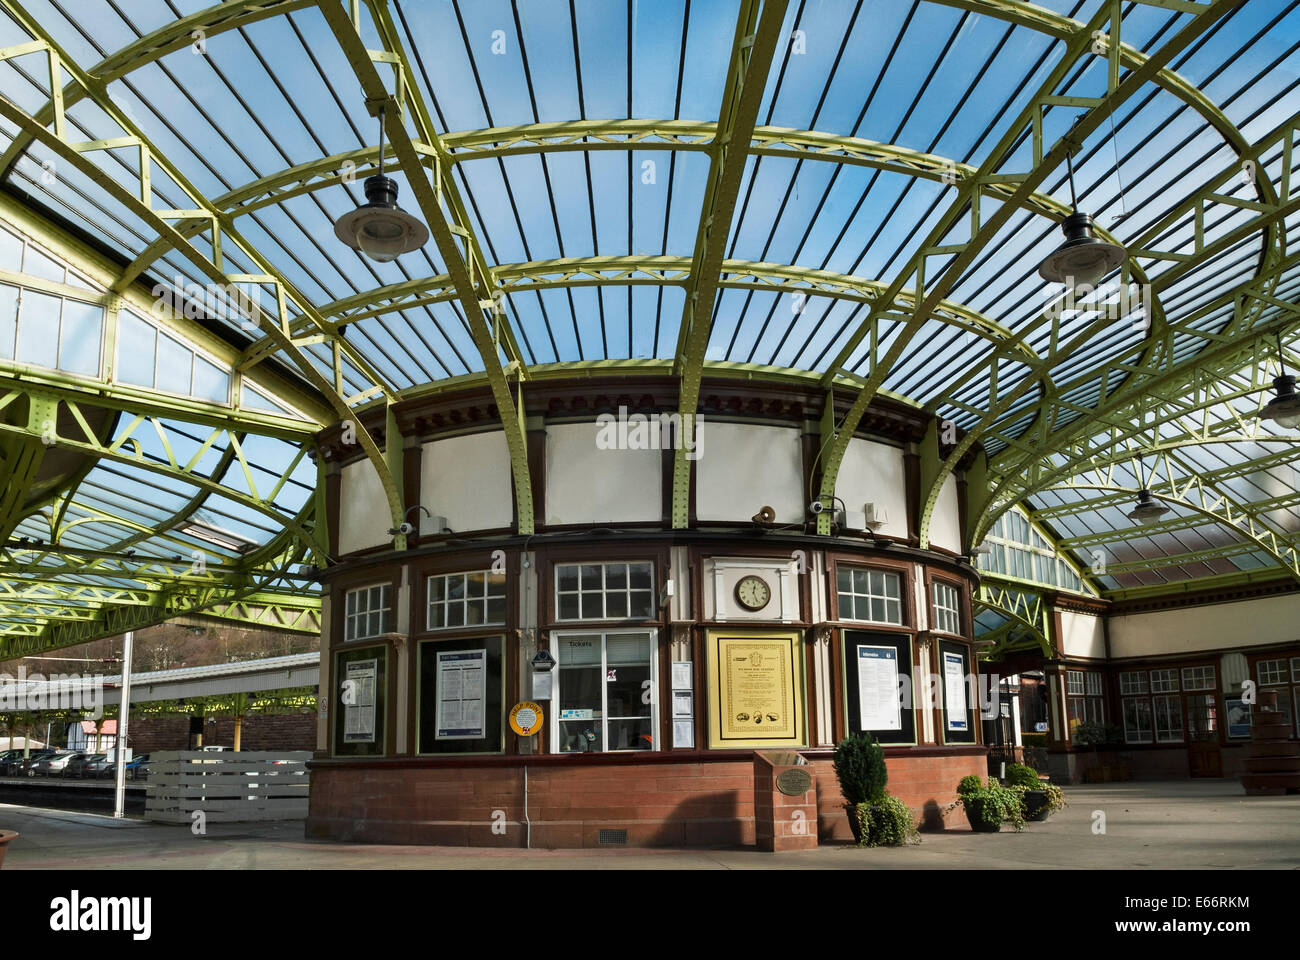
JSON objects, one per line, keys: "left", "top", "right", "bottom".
{"left": 306, "top": 380, "right": 988, "bottom": 847}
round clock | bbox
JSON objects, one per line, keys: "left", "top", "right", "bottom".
{"left": 734, "top": 575, "right": 772, "bottom": 611}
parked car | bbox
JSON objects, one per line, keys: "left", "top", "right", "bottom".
{"left": 125, "top": 754, "right": 151, "bottom": 780}
{"left": 2, "top": 749, "right": 53, "bottom": 776}
{"left": 63, "top": 753, "right": 108, "bottom": 778}
{"left": 29, "top": 751, "right": 83, "bottom": 777}
{"left": 85, "top": 755, "right": 118, "bottom": 778}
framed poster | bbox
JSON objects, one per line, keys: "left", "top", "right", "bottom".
{"left": 1224, "top": 698, "right": 1252, "bottom": 738}
{"left": 334, "top": 645, "right": 387, "bottom": 757}
{"left": 705, "top": 629, "right": 804, "bottom": 748}
{"left": 844, "top": 631, "right": 915, "bottom": 745}
{"left": 938, "top": 640, "right": 977, "bottom": 744}
{"left": 435, "top": 649, "right": 487, "bottom": 740}
{"left": 417, "top": 636, "right": 506, "bottom": 754}
{"left": 857, "top": 644, "right": 902, "bottom": 732}
{"left": 344, "top": 659, "right": 377, "bottom": 742}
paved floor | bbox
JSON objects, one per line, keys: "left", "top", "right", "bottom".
{"left": 2, "top": 780, "right": 1297, "bottom": 869}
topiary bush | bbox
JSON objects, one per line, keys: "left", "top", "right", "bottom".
{"left": 957, "top": 774, "right": 983, "bottom": 800}
{"left": 833, "top": 733, "right": 888, "bottom": 805}
{"left": 854, "top": 795, "right": 920, "bottom": 847}
{"left": 1005, "top": 763, "right": 1040, "bottom": 789}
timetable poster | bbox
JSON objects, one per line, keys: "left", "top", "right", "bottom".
{"left": 943, "top": 650, "right": 968, "bottom": 731}
{"left": 857, "top": 645, "right": 902, "bottom": 731}
{"left": 343, "top": 659, "right": 377, "bottom": 743}
{"left": 436, "top": 649, "right": 487, "bottom": 740}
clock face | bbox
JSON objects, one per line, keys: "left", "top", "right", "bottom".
{"left": 734, "top": 575, "right": 772, "bottom": 611}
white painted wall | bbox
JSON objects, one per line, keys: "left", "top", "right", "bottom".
{"left": 421, "top": 431, "right": 513, "bottom": 532}
{"left": 545, "top": 422, "right": 662, "bottom": 525}
{"left": 338, "top": 459, "right": 391, "bottom": 555}
{"left": 695, "top": 423, "right": 804, "bottom": 524}
{"left": 1059, "top": 610, "right": 1106, "bottom": 659}
{"left": 834, "top": 438, "right": 909, "bottom": 539}
{"left": 930, "top": 473, "right": 962, "bottom": 553}
{"left": 1109, "top": 593, "right": 1300, "bottom": 659}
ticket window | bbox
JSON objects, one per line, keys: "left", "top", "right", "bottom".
{"left": 554, "top": 631, "right": 656, "bottom": 753}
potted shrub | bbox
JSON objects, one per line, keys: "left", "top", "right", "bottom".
{"left": 959, "top": 777, "right": 1025, "bottom": 833}
{"left": 832, "top": 733, "right": 918, "bottom": 846}
{"left": 1005, "top": 762, "right": 1054, "bottom": 821}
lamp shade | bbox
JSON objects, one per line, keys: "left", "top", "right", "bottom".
{"left": 1126, "top": 489, "right": 1170, "bottom": 525}
{"left": 333, "top": 175, "right": 429, "bottom": 263}
{"left": 1260, "top": 374, "right": 1300, "bottom": 429}
{"left": 1038, "top": 211, "right": 1126, "bottom": 289}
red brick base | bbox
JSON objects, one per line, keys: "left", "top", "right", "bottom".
{"left": 306, "top": 747, "right": 986, "bottom": 848}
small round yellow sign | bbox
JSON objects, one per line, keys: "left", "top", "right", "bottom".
{"left": 509, "top": 701, "right": 544, "bottom": 736}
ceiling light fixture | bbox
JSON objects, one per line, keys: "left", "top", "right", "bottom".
{"left": 1259, "top": 331, "right": 1300, "bottom": 429}
{"left": 333, "top": 108, "right": 428, "bottom": 263}
{"left": 1125, "top": 457, "right": 1170, "bottom": 525}
{"left": 1037, "top": 150, "right": 1126, "bottom": 290}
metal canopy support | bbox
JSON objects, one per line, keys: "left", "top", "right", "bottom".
{"left": 0, "top": 1, "right": 407, "bottom": 549}
{"left": 670, "top": 0, "right": 790, "bottom": 528}
{"left": 318, "top": 0, "right": 536, "bottom": 533}
{"left": 812, "top": 0, "right": 1240, "bottom": 537}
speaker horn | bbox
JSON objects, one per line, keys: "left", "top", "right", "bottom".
{"left": 751, "top": 505, "right": 777, "bottom": 524}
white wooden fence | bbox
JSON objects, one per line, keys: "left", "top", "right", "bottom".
{"left": 145, "top": 751, "right": 311, "bottom": 824}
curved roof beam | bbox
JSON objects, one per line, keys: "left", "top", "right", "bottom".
{"left": 292, "top": 257, "right": 1043, "bottom": 368}
{"left": 973, "top": 253, "right": 1300, "bottom": 544}
{"left": 317, "top": 0, "right": 536, "bottom": 533}
{"left": 1037, "top": 479, "right": 1300, "bottom": 587}
{"left": 814, "top": 1, "right": 1244, "bottom": 540}
{"left": 221, "top": 128, "right": 1136, "bottom": 384}
{"left": 0, "top": 3, "right": 406, "bottom": 550}
{"left": 915, "top": 110, "right": 1298, "bottom": 546}
{"left": 0, "top": 0, "right": 1255, "bottom": 210}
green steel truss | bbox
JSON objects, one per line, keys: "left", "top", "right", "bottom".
{"left": 0, "top": 0, "right": 1293, "bottom": 656}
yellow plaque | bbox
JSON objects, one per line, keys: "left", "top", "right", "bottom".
{"left": 509, "top": 701, "right": 544, "bottom": 736}
{"left": 706, "top": 630, "right": 804, "bottom": 748}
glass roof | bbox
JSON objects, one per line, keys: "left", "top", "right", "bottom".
{"left": 0, "top": 0, "right": 1298, "bottom": 648}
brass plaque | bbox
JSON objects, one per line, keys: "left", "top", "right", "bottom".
{"left": 775, "top": 768, "right": 813, "bottom": 797}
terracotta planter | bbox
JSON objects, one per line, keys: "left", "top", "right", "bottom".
{"left": 0, "top": 831, "right": 17, "bottom": 869}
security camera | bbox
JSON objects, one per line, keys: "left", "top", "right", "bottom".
{"left": 388, "top": 522, "right": 415, "bottom": 536}
{"left": 809, "top": 500, "right": 827, "bottom": 515}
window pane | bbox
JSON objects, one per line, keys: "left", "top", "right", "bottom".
{"left": 192, "top": 355, "right": 228, "bottom": 402}
{"left": 606, "top": 564, "right": 627, "bottom": 589}
{"left": 428, "top": 577, "right": 444, "bottom": 602}
{"left": 155, "top": 333, "right": 192, "bottom": 394}
{"left": 16, "top": 289, "right": 59, "bottom": 368}
{"left": 559, "top": 593, "right": 580, "bottom": 620}
{"left": 487, "top": 596, "right": 506, "bottom": 624}
{"left": 557, "top": 565, "right": 579, "bottom": 591}
{"left": 58, "top": 299, "right": 101, "bottom": 375}
{"left": 606, "top": 591, "right": 627, "bottom": 619}
{"left": 22, "top": 245, "right": 64, "bottom": 284}
{"left": 629, "top": 564, "right": 652, "bottom": 589}
{"left": 117, "top": 311, "right": 156, "bottom": 387}
{"left": 837, "top": 568, "right": 851, "bottom": 594}
{"left": 629, "top": 590, "right": 652, "bottom": 619}
{"left": 580, "top": 565, "right": 602, "bottom": 590}
{"left": 0, "top": 229, "right": 21, "bottom": 269}
{"left": 0, "top": 283, "right": 17, "bottom": 359}
{"left": 838, "top": 594, "right": 853, "bottom": 619}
